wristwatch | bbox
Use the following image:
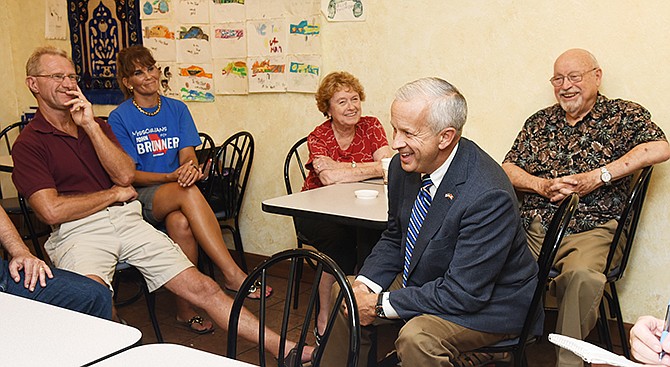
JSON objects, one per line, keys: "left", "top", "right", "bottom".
{"left": 600, "top": 166, "right": 612, "bottom": 186}
{"left": 351, "top": 161, "right": 357, "bottom": 168}
{"left": 375, "top": 292, "right": 386, "bottom": 318}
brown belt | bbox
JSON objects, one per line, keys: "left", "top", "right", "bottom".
{"left": 109, "top": 202, "right": 126, "bottom": 207}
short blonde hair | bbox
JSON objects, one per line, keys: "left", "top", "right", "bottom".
{"left": 26, "top": 46, "right": 72, "bottom": 76}
{"left": 315, "top": 71, "right": 366, "bottom": 117}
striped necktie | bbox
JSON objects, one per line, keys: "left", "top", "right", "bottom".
{"left": 402, "top": 175, "right": 433, "bottom": 287}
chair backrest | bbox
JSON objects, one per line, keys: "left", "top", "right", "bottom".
{"left": 227, "top": 249, "right": 361, "bottom": 367}
{"left": 201, "top": 131, "right": 254, "bottom": 218}
{"left": 603, "top": 166, "right": 653, "bottom": 281}
{"left": 517, "top": 193, "right": 579, "bottom": 357}
{"left": 283, "top": 137, "right": 309, "bottom": 195}
{"left": 195, "top": 131, "right": 216, "bottom": 168}
{"left": 0, "top": 121, "right": 28, "bottom": 199}
{"left": 0, "top": 121, "right": 27, "bottom": 156}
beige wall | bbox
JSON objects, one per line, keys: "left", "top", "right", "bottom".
{"left": 2, "top": 0, "right": 668, "bottom": 322}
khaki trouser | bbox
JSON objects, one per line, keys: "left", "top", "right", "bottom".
{"left": 319, "top": 274, "right": 510, "bottom": 367}
{"left": 526, "top": 217, "right": 619, "bottom": 367}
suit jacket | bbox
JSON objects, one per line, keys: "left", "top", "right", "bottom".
{"left": 359, "top": 137, "right": 541, "bottom": 335}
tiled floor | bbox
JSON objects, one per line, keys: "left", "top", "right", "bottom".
{"left": 114, "top": 264, "right": 628, "bottom": 367}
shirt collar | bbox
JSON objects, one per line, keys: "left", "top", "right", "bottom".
{"left": 423, "top": 142, "right": 458, "bottom": 197}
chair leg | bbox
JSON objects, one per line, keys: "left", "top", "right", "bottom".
{"left": 597, "top": 300, "right": 614, "bottom": 352}
{"left": 608, "top": 284, "right": 630, "bottom": 358}
{"left": 232, "top": 219, "right": 248, "bottom": 272}
{"left": 141, "top": 280, "right": 163, "bottom": 343}
{"left": 293, "top": 256, "right": 303, "bottom": 309}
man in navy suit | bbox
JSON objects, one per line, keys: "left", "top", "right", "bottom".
{"left": 321, "top": 77, "right": 541, "bottom": 367}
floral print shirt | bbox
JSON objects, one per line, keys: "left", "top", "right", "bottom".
{"left": 504, "top": 94, "right": 667, "bottom": 233}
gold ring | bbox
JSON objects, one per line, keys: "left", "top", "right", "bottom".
{"left": 39, "top": 267, "right": 44, "bottom": 271}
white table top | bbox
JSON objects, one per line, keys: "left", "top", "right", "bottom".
{"left": 92, "top": 344, "right": 257, "bottom": 366}
{"left": 0, "top": 292, "right": 142, "bottom": 367}
{"left": 262, "top": 182, "right": 388, "bottom": 229}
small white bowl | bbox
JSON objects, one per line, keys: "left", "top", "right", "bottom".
{"left": 354, "top": 189, "right": 379, "bottom": 199}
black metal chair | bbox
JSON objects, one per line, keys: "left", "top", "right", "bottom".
{"left": 200, "top": 131, "right": 254, "bottom": 272}
{"left": 0, "top": 121, "right": 49, "bottom": 259}
{"left": 194, "top": 131, "right": 217, "bottom": 278}
{"left": 112, "top": 261, "right": 163, "bottom": 342}
{"left": 596, "top": 166, "right": 654, "bottom": 358}
{"left": 418, "top": 193, "right": 580, "bottom": 367}
{"left": 195, "top": 132, "right": 216, "bottom": 168}
{"left": 283, "top": 137, "right": 317, "bottom": 309}
{"left": 227, "top": 249, "right": 361, "bottom": 367}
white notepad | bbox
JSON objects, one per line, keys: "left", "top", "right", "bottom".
{"left": 548, "top": 333, "right": 646, "bottom": 367}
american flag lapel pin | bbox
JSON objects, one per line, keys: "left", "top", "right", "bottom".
{"left": 445, "top": 193, "right": 454, "bottom": 200}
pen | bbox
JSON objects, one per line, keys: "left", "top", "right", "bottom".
{"left": 659, "top": 299, "right": 670, "bottom": 361}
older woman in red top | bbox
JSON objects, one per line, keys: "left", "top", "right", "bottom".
{"left": 296, "top": 71, "right": 392, "bottom": 342}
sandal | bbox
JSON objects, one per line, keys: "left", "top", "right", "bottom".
{"left": 455, "top": 352, "right": 511, "bottom": 367}
{"left": 313, "top": 326, "right": 324, "bottom": 346}
{"left": 226, "top": 280, "right": 273, "bottom": 300}
{"left": 177, "top": 315, "right": 215, "bottom": 335}
{"left": 278, "top": 347, "right": 303, "bottom": 367}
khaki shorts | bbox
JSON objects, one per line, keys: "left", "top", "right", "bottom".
{"left": 44, "top": 200, "right": 193, "bottom": 292}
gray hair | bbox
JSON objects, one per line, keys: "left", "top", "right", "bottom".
{"left": 394, "top": 77, "right": 467, "bottom": 134}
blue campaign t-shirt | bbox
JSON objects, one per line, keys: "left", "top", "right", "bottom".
{"left": 109, "top": 96, "right": 201, "bottom": 173}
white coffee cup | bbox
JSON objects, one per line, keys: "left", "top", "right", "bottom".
{"left": 381, "top": 157, "right": 392, "bottom": 185}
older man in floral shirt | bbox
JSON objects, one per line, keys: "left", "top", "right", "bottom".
{"left": 503, "top": 48, "right": 670, "bottom": 367}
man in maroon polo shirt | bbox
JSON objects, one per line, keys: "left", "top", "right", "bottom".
{"left": 11, "top": 46, "right": 313, "bottom": 364}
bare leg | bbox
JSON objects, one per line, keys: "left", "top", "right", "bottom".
{"left": 164, "top": 211, "right": 213, "bottom": 332}
{"left": 164, "top": 268, "right": 313, "bottom": 361}
{"left": 84, "top": 274, "right": 123, "bottom": 322}
{"left": 317, "top": 272, "right": 336, "bottom": 335}
{"left": 151, "top": 183, "right": 269, "bottom": 295}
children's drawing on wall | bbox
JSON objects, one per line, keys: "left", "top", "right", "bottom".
{"left": 139, "top": 0, "right": 323, "bottom": 96}
{"left": 209, "top": 0, "right": 245, "bottom": 23}
{"left": 157, "top": 63, "right": 181, "bottom": 99}
{"left": 214, "top": 59, "right": 249, "bottom": 95}
{"left": 287, "top": 54, "right": 320, "bottom": 93}
{"left": 46, "top": 0, "right": 67, "bottom": 40}
{"left": 177, "top": 25, "right": 212, "bottom": 63}
{"left": 321, "top": 0, "right": 365, "bottom": 22}
{"left": 286, "top": 0, "right": 320, "bottom": 18}
{"left": 287, "top": 16, "right": 320, "bottom": 54}
{"left": 248, "top": 56, "right": 286, "bottom": 93}
{"left": 245, "top": 0, "right": 287, "bottom": 19}
{"left": 211, "top": 22, "right": 247, "bottom": 58}
{"left": 176, "top": 0, "right": 209, "bottom": 24}
{"left": 247, "top": 19, "right": 286, "bottom": 56}
{"left": 179, "top": 64, "right": 216, "bottom": 101}
{"left": 141, "top": 0, "right": 172, "bottom": 19}
{"left": 143, "top": 21, "right": 177, "bottom": 61}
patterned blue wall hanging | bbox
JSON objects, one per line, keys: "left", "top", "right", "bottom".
{"left": 68, "top": 0, "right": 142, "bottom": 105}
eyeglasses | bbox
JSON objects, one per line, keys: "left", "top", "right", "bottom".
{"left": 549, "top": 67, "right": 598, "bottom": 87}
{"left": 32, "top": 73, "right": 81, "bottom": 83}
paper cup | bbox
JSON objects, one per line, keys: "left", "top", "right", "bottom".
{"left": 381, "top": 157, "right": 392, "bottom": 185}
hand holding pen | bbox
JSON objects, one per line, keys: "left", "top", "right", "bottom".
{"left": 660, "top": 300, "right": 670, "bottom": 362}
{"left": 629, "top": 312, "right": 670, "bottom": 365}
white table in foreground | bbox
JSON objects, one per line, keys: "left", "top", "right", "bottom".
{"left": 262, "top": 182, "right": 388, "bottom": 229}
{"left": 0, "top": 292, "right": 141, "bottom": 367}
{"left": 92, "top": 344, "right": 257, "bottom": 366}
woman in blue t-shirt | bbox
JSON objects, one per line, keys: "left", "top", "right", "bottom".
{"left": 109, "top": 45, "right": 271, "bottom": 334}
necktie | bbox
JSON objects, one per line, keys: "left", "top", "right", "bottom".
{"left": 402, "top": 175, "right": 433, "bottom": 287}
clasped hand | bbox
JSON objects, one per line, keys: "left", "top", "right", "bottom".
{"left": 173, "top": 160, "right": 203, "bottom": 187}
{"left": 539, "top": 170, "right": 601, "bottom": 202}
